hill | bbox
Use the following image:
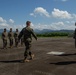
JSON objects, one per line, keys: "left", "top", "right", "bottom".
{"left": 34, "top": 29, "right": 74, "bottom": 34}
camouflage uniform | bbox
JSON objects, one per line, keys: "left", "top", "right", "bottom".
{"left": 21, "top": 36, "right": 24, "bottom": 46}
{"left": 14, "top": 29, "right": 19, "bottom": 47}
{"left": 18, "top": 21, "right": 37, "bottom": 61}
{"left": 73, "top": 28, "right": 76, "bottom": 48}
{"left": 2, "top": 29, "right": 8, "bottom": 49}
{"left": 8, "top": 28, "right": 14, "bottom": 48}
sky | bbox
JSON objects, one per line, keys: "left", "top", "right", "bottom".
{"left": 0, "top": 0, "right": 76, "bottom": 30}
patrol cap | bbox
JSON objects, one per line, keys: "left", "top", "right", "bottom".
{"left": 26, "top": 21, "right": 31, "bottom": 25}
{"left": 16, "top": 28, "right": 18, "bottom": 31}
{"left": 4, "top": 28, "right": 6, "bottom": 30}
{"left": 16, "top": 28, "right": 18, "bottom": 30}
{"left": 10, "top": 28, "right": 12, "bottom": 30}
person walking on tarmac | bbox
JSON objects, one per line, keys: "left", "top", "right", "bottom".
{"left": 18, "top": 21, "right": 37, "bottom": 62}
{"left": 14, "top": 29, "right": 19, "bottom": 47}
{"left": 2, "top": 28, "right": 8, "bottom": 49}
{"left": 8, "top": 28, "right": 14, "bottom": 48}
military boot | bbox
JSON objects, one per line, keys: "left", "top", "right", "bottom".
{"left": 30, "top": 54, "right": 34, "bottom": 60}
{"left": 24, "top": 59, "right": 30, "bottom": 62}
{"left": 23, "top": 57, "right": 30, "bottom": 62}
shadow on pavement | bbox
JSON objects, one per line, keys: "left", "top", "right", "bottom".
{"left": 0, "top": 59, "right": 24, "bottom": 63}
{"left": 50, "top": 61, "right": 76, "bottom": 65}
{"left": 56, "top": 53, "right": 76, "bottom": 56}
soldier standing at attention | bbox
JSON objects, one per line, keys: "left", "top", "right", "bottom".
{"left": 2, "top": 28, "right": 8, "bottom": 49}
{"left": 14, "top": 29, "right": 19, "bottom": 47}
{"left": 8, "top": 28, "right": 14, "bottom": 48}
{"left": 18, "top": 21, "right": 37, "bottom": 62}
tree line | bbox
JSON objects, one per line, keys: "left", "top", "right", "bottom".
{"left": 36, "top": 32, "right": 73, "bottom": 37}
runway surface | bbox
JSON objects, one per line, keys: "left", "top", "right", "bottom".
{"left": 0, "top": 37, "right": 76, "bottom": 75}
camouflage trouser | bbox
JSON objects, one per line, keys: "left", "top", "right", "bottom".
{"left": 15, "top": 38, "right": 18, "bottom": 47}
{"left": 24, "top": 40, "right": 32, "bottom": 59}
{"left": 3, "top": 39, "right": 7, "bottom": 48}
{"left": 9, "top": 39, "right": 13, "bottom": 47}
{"left": 21, "top": 38, "right": 24, "bottom": 46}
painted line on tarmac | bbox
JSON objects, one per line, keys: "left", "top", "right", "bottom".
{"left": 47, "top": 51, "right": 65, "bottom": 55}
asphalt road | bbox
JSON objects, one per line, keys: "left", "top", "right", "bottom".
{"left": 0, "top": 37, "right": 76, "bottom": 75}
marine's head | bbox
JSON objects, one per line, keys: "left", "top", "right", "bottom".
{"left": 10, "top": 28, "right": 12, "bottom": 32}
{"left": 4, "top": 28, "right": 6, "bottom": 32}
{"left": 26, "top": 21, "right": 31, "bottom": 27}
{"left": 16, "top": 29, "right": 18, "bottom": 32}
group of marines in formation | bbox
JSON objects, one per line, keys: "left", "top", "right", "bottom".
{"left": 1, "top": 21, "right": 37, "bottom": 62}
{"left": 2, "top": 28, "right": 24, "bottom": 49}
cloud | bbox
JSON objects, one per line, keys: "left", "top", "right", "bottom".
{"left": 30, "top": 7, "right": 50, "bottom": 17}
{"left": 0, "top": 15, "right": 75, "bottom": 31}
{"left": 0, "top": 17, "right": 7, "bottom": 23}
{"left": 30, "top": 13, "right": 36, "bottom": 17}
{"left": 32, "top": 22, "right": 75, "bottom": 30}
{"left": 0, "top": 23, "right": 9, "bottom": 27}
{"left": 52, "top": 8, "right": 72, "bottom": 19}
{"left": 54, "top": 0, "right": 68, "bottom": 2}
{"left": 30, "top": 7, "right": 75, "bottom": 20}
{"left": 0, "top": 22, "right": 10, "bottom": 29}
{"left": 61, "top": 0, "right": 68, "bottom": 2}
{"left": 9, "top": 19, "right": 14, "bottom": 23}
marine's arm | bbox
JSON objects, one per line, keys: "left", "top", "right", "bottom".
{"left": 31, "top": 29, "right": 37, "bottom": 40}
{"left": 18, "top": 29, "right": 24, "bottom": 40}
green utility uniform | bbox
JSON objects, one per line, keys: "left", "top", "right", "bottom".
{"left": 14, "top": 31, "right": 19, "bottom": 47}
{"left": 21, "top": 36, "right": 24, "bottom": 46}
{"left": 8, "top": 31, "right": 14, "bottom": 48}
{"left": 18, "top": 26, "right": 37, "bottom": 60}
{"left": 2, "top": 31, "right": 8, "bottom": 49}
{"left": 73, "top": 28, "right": 76, "bottom": 48}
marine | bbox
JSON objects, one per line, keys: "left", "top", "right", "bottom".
{"left": 18, "top": 21, "right": 37, "bottom": 62}
{"left": 2, "top": 28, "right": 8, "bottom": 49}
{"left": 8, "top": 28, "right": 14, "bottom": 48}
{"left": 14, "top": 29, "right": 19, "bottom": 47}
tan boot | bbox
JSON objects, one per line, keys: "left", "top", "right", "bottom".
{"left": 24, "top": 59, "right": 30, "bottom": 62}
{"left": 30, "top": 54, "right": 34, "bottom": 60}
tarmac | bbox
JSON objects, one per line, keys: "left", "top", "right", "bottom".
{"left": 0, "top": 37, "right": 76, "bottom": 75}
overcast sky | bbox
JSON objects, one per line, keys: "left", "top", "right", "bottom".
{"left": 0, "top": 0, "right": 76, "bottom": 30}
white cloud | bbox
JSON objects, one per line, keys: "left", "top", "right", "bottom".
{"left": 0, "top": 15, "right": 75, "bottom": 31}
{"left": 52, "top": 8, "right": 72, "bottom": 19}
{"left": 32, "top": 21, "right": 75, "bottom": 30}
{"left": 54, "top": 0, "right": 68, "bottom": 2}
{"left": 66, "top": 21, "right": 70, "bottom": 23}
{"left": 61, "top": 0, "right": 68, "bottom": 2}
{"left": 30, "top": 7, "right": 50, "bottom": 17}
{"left": 51, "top": 22, "right": 64, "bottom": 26}
{"left": 9, "top": 19, "right": 14, "bottom": 23}
{"left": 0, "top": 17, "right": 7, "bottom": 23}
{"left": 30, "top": 13, "right": 36, "bottom": 17}
{"left": 0, "top": 23, "right": 9, "bottom": 27}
